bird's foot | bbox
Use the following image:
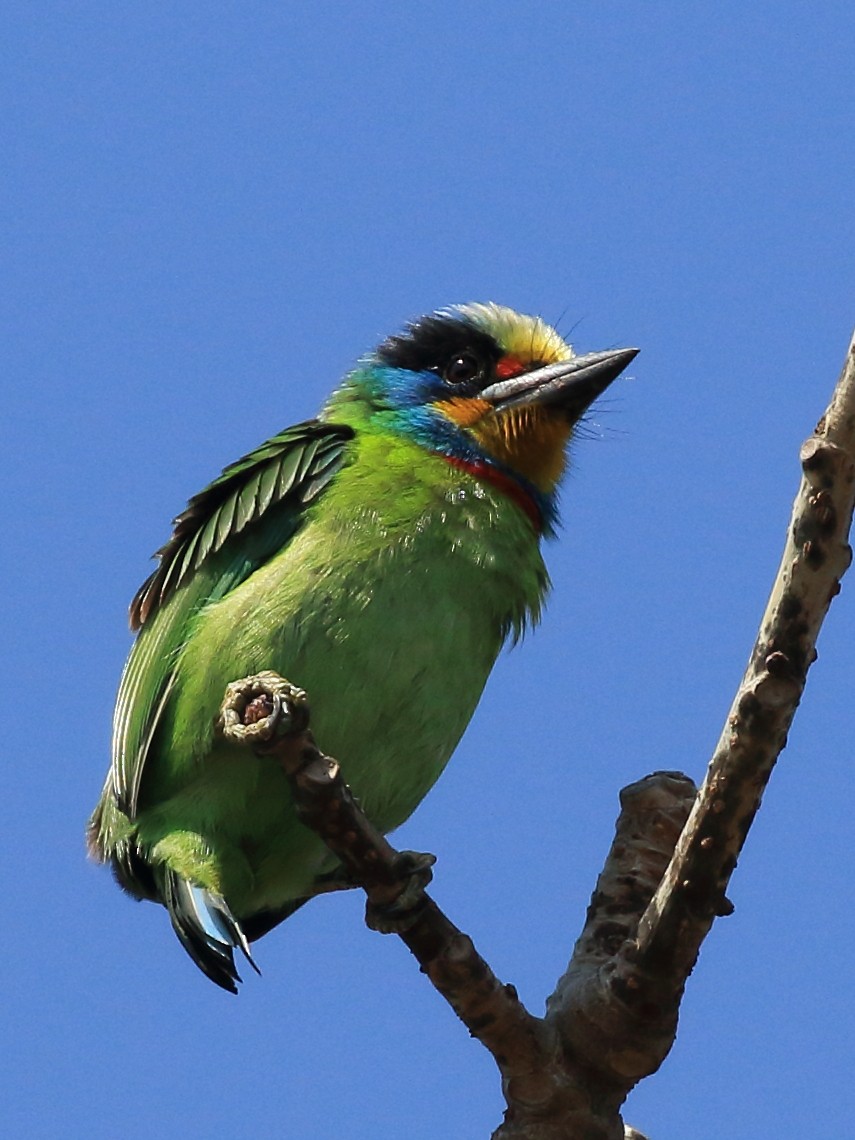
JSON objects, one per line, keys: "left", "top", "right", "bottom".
{"left": 365, "top": 850, "right": 436, "bottom": 934}
{"left": 218, "top": 671, "right": 310, "bottom": 746}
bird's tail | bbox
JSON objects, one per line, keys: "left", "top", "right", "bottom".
{"left": 160, "top": 869, "right": 260, "bottom": 994}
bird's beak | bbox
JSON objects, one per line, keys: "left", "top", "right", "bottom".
{"left": 479, "top": 347, "right": 639, "bottom": 419}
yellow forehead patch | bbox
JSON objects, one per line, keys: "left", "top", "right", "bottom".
{"left": 457, "top": 302, "right": 572, "bottom": 366}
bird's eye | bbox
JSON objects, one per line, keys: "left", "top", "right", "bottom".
{"left": 443, "top": 352, "right": 483, "bottom": 386}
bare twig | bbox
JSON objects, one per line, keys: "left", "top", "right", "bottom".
{"left": 218, "top": 332, "right": 855, "bottom": 1139}
{"left": 493, "top": 330, "right": 855, "bottom": 1135}
{"left": 220, "top": 678, "right": 694, "bottom": 1139}
{"left": 632, "top": 332, "right": 855, "bottom": 981}
{"left": 218, "top": 671, "right": 559, "bottom": 1114}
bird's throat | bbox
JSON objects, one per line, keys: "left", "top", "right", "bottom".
{"left": 441, "top": 455, "right": 544, "bottom": 533}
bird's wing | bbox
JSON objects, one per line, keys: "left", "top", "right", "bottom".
{"left": 110, "top": 420, "right": 355, "bottom": 820}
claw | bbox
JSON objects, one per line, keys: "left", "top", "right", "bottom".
{"left": 365, "top": 850, "right": 436, "bottom": 933}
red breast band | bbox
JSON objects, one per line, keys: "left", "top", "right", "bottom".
{"left": 442, "top": 455, "right": 542, "bottom": 533}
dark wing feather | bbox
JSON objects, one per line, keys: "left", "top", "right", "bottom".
{"left": 130, "top": 420, "right": 355, "bottom": 630}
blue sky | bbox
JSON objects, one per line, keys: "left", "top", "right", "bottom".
{"left": 3, "top": 4, "right": 853, "bottom": 1137}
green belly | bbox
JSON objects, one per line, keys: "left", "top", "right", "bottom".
{"left": 137, "top": 497, "right": 533, "bottom": 916}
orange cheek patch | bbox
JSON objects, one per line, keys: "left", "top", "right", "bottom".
{"left": 434, "top": 396, "right": 492, "bottom": 427}
{"left": 473, "top": 409, "right": 571, "bottom": 492}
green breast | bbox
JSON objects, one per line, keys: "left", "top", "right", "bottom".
{"left": 137, "top": 432, "right": 549, "bottom": 913}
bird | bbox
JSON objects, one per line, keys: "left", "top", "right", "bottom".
{"left": 87, "top": 302, "right": 638, "bottom": 993}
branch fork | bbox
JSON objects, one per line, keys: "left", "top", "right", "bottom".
{"left": 218, "top": 331, "right": 855, "bottom": 1138}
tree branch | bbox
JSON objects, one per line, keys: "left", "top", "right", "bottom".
{"left": 217, "top": 330, "right": 855, "bottom": 1139}
{"left": 631, "top": 330, "right": 855, "bottom": 979}
{"left": 494, "top": 772, "right": 697, "bottom": 1140}
{"left": 219, "top": 678, "right": 695, "bottom": 1139}
{"left": 218, "top": 673, "right": 559, "bottom": 1114}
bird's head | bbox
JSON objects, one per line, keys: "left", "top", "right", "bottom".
{"left": 327, "top": 303, "right": 638, "bottom": 530}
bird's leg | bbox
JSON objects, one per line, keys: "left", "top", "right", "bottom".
{"left": 308, "top": 866, "right": 359, "bottom": 895}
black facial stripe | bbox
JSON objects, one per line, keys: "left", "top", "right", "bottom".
{"left": 376, "top": 314, "right": 502, "bottom": 375}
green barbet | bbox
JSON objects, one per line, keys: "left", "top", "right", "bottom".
{"left": 88, "top": 303, "right": 637, "bottom": 992}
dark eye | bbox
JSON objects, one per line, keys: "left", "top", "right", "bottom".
{"left": 443, "top": 352, "right": 483, "bottom": 386}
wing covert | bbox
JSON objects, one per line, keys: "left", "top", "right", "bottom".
{"left": 130, "top": 421, "right": 354, "bottom": 629}
{"left": 113, "top": 419, "right": 355, "bottom": 819}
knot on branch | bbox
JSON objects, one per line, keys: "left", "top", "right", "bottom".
{"left": 218, "top": 671, "right": 309, "bottom": 746}
{"left": 800, "top": 436, "right": 854, "bottom": 485}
